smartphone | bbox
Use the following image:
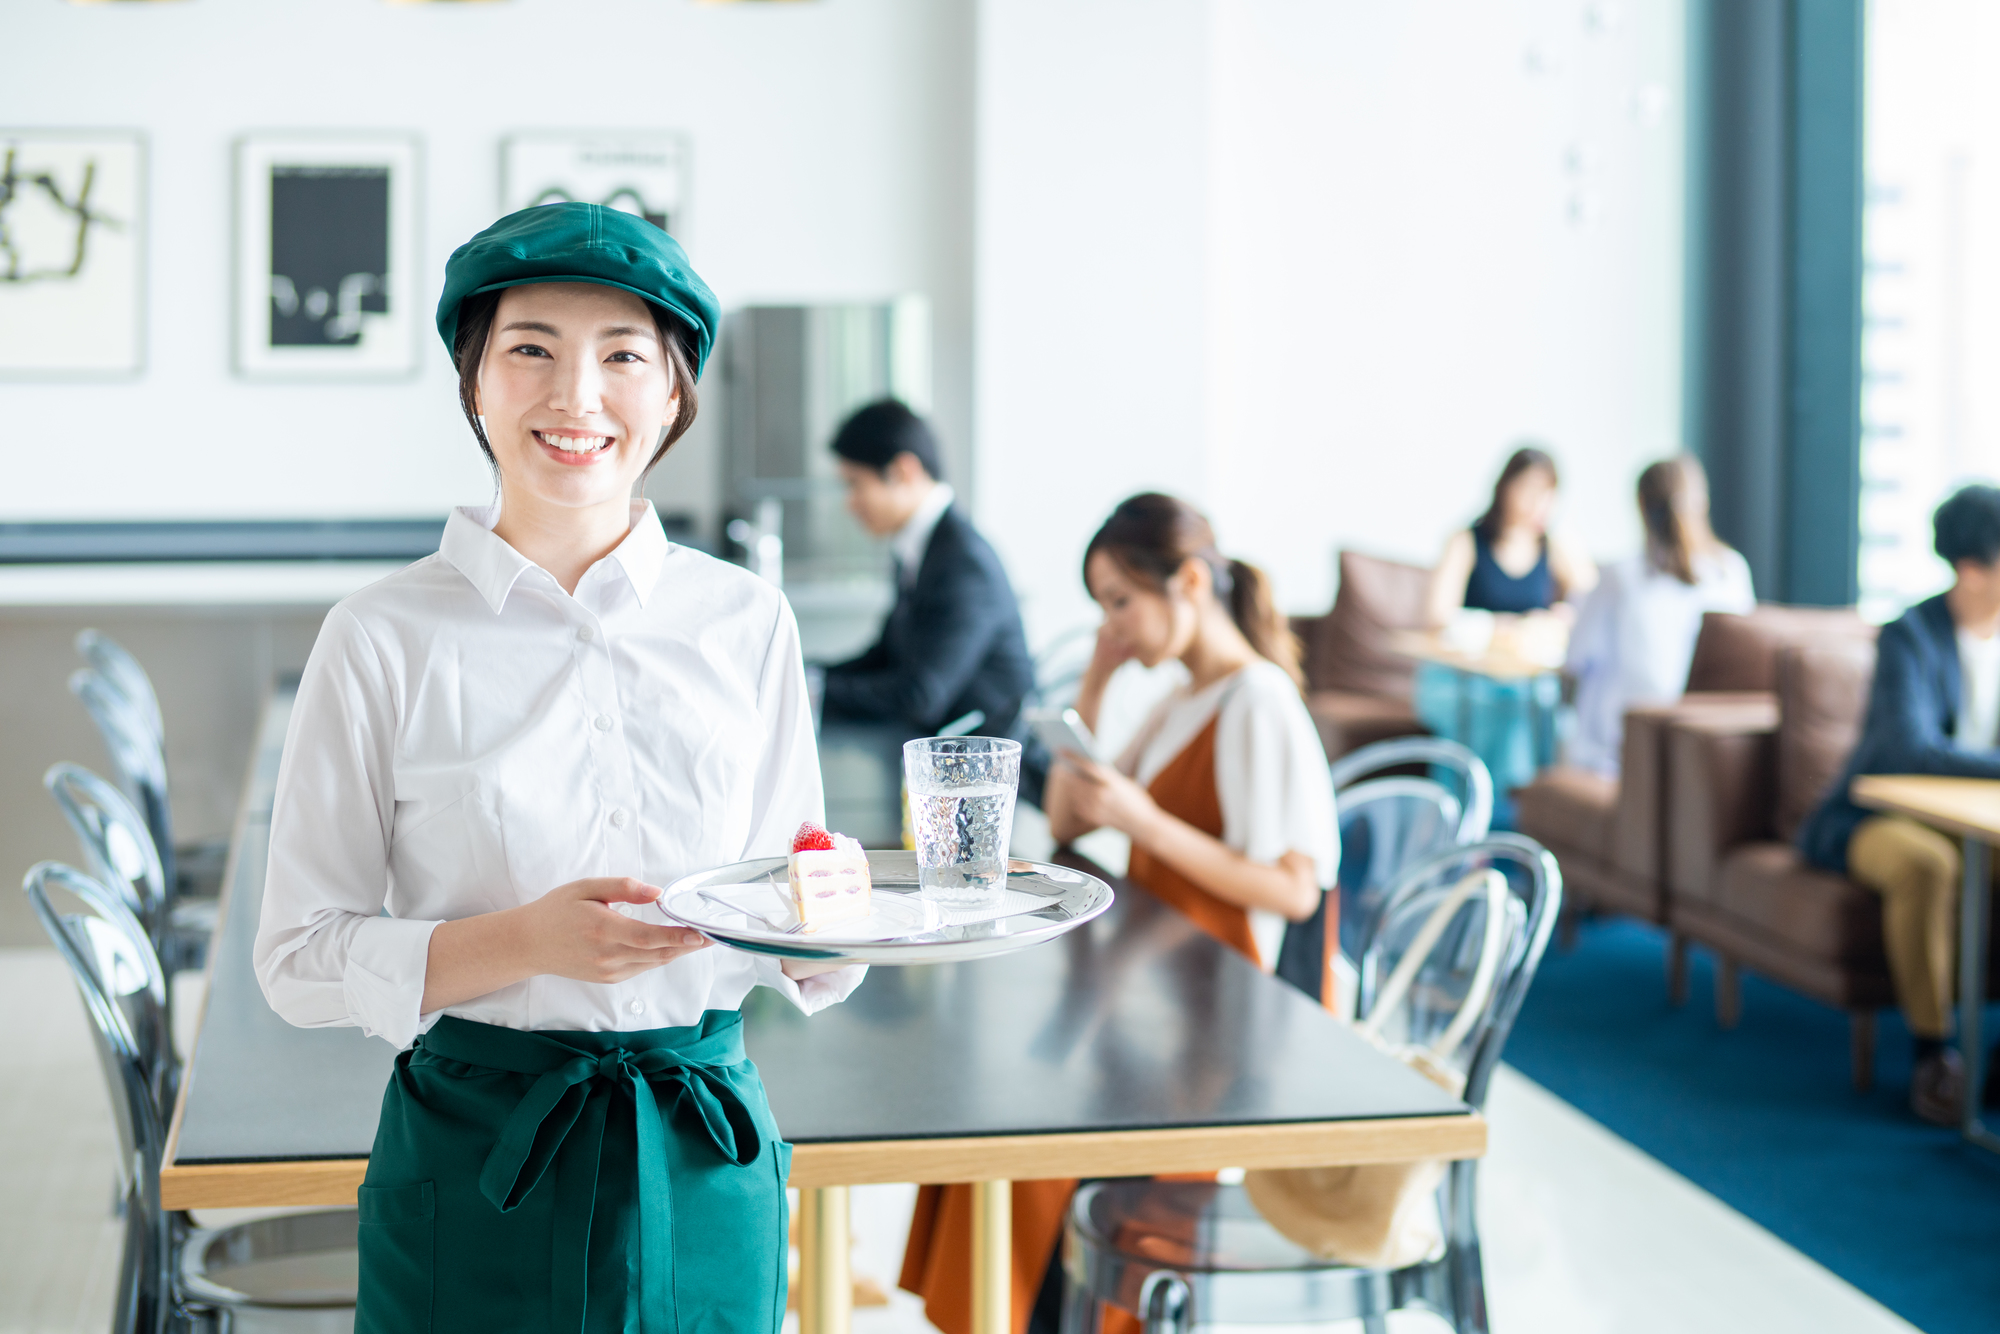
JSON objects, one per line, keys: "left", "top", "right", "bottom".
{"left": 1025, "top": 706, "right": 1100, "bottom": 764}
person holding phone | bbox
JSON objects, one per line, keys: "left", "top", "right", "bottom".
{"left": 254, "top": 204, "right": 862, "bottom": 1332}
{"left": 900, "top": 493, "right": 1337, "bottom": 1334}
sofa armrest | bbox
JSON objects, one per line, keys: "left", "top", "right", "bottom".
{"left": 1613, "top": 693, "right": 1777, "bottom": 885}
{"left": 1667, "top": 711, "right": 1780, "bottom": 906}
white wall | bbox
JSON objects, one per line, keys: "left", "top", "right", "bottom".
{"left": 0, "top": 0, "right": 974, "bottom": 535}
{"left": 975, "top": 0, "right": 1686, "bottom": 643}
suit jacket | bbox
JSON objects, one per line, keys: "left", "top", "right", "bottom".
{"left": 821, "top": 505, "right": 1035, "bottom": 737}
{"left": 1800, "top": 593, "right": 2000, "bottom": 871}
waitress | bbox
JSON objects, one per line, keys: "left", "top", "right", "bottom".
{"left": 254, "top": 203, "right": 863, "bottom": 1333}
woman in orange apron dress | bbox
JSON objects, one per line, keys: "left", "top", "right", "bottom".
{"left": 899, "top": 493, "right": 1340, "bottom": 1334}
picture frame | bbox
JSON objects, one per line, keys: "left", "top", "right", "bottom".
{"left": 234, "top": 133, "right": 421, "bottom": 379}
{"left": 501, "top": 132, "right": 686, "bottom": 236}
{"left": 0, "top": 129, "right": 145, "bottom": 379}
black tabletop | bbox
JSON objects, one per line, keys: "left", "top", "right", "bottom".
{"left": 172, "top": 691, "right": 1463, "bottom": 1167}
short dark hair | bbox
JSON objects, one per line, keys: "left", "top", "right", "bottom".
{"left": 1934, "top": 485, "right": 2000, "bottom": 566}
{"left": 829, "top": 399, "right": 942, "bottom": 481}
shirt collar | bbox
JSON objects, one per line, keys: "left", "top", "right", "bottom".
{"left": 889, "top": 482, "right": 955, "bottom": 582}
{"left": 441, "top": 499, "right": 671, "bottom": 613}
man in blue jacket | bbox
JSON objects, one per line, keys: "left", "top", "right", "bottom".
{"left": 1801, "top": 484, "right": 2000, "bottom": 1125}
{"left": 820, "top": 400, "right": 1035, "bottom": 748}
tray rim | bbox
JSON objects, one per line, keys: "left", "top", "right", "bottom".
{"left": 658, "top": 850, "right": 1115, "bottom": 964}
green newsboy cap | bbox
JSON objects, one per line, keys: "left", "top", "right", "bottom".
{"left": 435, "top": 202, "right": 720, "bottom": 374}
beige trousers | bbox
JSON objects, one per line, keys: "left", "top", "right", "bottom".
{"left": 1847, "top": 815, "right": 1964, "bottom": 1038}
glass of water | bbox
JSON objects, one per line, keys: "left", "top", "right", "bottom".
{"left": 904, "top": 736, "right": 1021, "bottom": 905}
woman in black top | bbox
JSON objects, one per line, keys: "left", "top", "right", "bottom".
{"left": 1426, "top": 446, "right": 1596, "bottom": 623}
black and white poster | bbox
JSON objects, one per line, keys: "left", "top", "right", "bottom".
{"left": 501, "top": 133, "right": 685, "bottom": 235}
{"left": 235, "top": 135, "right": 419, "bottom": 378}
{"left": 0, "top": 131, "right": 144, "bottom": 378}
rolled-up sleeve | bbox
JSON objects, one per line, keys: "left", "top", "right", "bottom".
{"left": 254, "top": 606, "right": 442, "bottom": 1047}
{"left": 1216, "top": 669, "right": 1341, "bottom": 888}
{"left": 744, "top": 597, "right": 867, "bottom": 1009}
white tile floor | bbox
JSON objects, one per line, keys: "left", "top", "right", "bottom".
{"left": 1, "top": 948, "right": 1922, "bottom": 1334}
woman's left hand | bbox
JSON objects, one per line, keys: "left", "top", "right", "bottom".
{"left": 1062, "top": 758, "right": 1161, "bottom": 840}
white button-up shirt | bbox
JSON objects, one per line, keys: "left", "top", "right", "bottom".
{"left": 888, "top": 481, "right": 954, "bottom": 588}
{"left": 255, "top": 501, "right": 864, "bottom": 1049}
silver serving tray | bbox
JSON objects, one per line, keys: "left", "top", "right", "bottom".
{"left": 659, "top": 851, "right": 1114, "bottom": 965}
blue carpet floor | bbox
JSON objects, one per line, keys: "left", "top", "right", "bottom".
{"left": 1504, "top": 916, "right": 2000, "bottom": 1334}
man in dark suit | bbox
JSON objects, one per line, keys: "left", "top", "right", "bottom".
{"left": 1801, "top": 483, "right": 2000, "bottom": 1125}
{"left": 820, "top": 399, "right": 1035, "bottom": 745}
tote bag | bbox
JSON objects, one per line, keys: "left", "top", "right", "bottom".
{"left": 1243, "top": 867, "right": 1508, "bottom": 1269}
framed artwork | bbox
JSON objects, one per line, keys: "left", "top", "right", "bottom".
{"left": 501, "top": 133, "right": 686, "bottom": 235}
{"left": 0, "top": 130, "right": 144, "bottom": 379}
{"left": 234, "top": 134, "right": 420, "bottom": 379}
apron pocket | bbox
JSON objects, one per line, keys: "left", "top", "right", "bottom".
{"left": 357, "top": 1181, "right": 435, "bottom": 1334}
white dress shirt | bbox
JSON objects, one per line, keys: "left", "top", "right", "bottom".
{"left": 1955, "top": 629, "right": 2000, "bottom": 748}
{"left": 1116, "top": 660, "right": 1340, "bottom": 969}
{"left": 889, "top": 482, "right": 955, "bottom": 588}
{"left": 1563, "top": 548, "right": 1757, "bottom": 775}
{"left": 255, "top": 501, "right": 865, "bottom": 1050}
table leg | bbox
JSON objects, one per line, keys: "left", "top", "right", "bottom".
{"left": 1959, "top": 839, "right": 2000, "bottom": 1152}
{"left": 971, "top": 1179, "right": 1011, "bottom": 1334}
{"left": 798, "top": 1185, "right": 852, "bottom": 1334}
{"left": 1454, "top": 667, "right": 1472, "bottom": 747}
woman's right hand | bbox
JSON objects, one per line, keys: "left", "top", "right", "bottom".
{"left": 519, "top": 877, "right": 713, "bottom": 984}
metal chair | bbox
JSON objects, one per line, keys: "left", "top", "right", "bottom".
{"left": 78, "top": 628, "right": 167, "bottom": 745}
{"left": 1061, "top": 835, "right": 1561, "bottom": 1334}
{"left": 23, "top": 863, "right": 358, "bottom": 1334}
{"left": 44, "top": 761, "right": 214, "bottom": 976}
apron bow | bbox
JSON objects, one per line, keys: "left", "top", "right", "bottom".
{"left": 419, "top": 1016, "right": 762, "bottom": 1333}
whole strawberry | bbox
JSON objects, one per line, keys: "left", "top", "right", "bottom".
{"left": 792, "top": 821, "right": 836, "bottom": 853}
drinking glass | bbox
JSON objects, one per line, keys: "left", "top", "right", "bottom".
{"left": 903, "top": 736, "right": 1021, "bottom": 904}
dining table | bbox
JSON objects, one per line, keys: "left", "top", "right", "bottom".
{"left": 161, "top": 681, "right": 1486, "bottom": 1334}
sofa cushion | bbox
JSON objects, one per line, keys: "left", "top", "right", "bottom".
{"left": 1515, "top": 765, "right": 1619, "bottom": 864}
{"left": 1685, "top": 605, "right": 1876, "bottom": 694}
{"left": 1714, "top": 842, "right": 1887, "bottom": 965}
{"left": 1304, "top": 690, "right": 1426, "bottom": 761}
{"left": 1308, "top": 551, "right": 1433, "bottom": 699}
{"left": 1775, "top": 640, "right": 1877, "bottom": 843}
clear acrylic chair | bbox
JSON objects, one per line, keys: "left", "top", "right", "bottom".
{"left": 46, "top": 761, "right": 216, "bottom": 975}
{"left": 78, "top": 628, "right": 166, "bottom": 746}
{"left": 1276, "top": 738, "right": 1495, "bottom": 1005}
{"left": 24, "top": 863, "right": 358, "bottom": 1334}
{"left": 1061, "top": 834, "right": 1561, "bottom": 1334}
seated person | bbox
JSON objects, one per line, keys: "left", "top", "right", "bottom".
{"left": 1563, "top": 455, "right": 1754, "bottom": 775}
{"left": 900, "top": 492, "right": 1338, "bottom": 1334}
{"left": 1800, "top": 483, "right": 2000, "bottom": 1125}
{"left": 1426, "top": 444, "right": 1597, "bottom": 624}
{"left": 820, "top": 399, "right": 1034, "bottom": 741}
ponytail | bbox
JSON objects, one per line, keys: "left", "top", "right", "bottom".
{"left": 1083, "top": 493, "right": 1304, "bottom": 691}
{"left": 1637, "top": 455, "right": 1722, "bottom": 586}
{"left": 1226, "top": 558, "right": 1303, "bottom": 689}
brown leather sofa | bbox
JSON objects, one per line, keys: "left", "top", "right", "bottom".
{"left": 1291, "top": 551, "right": 1432, "bottom": 759}
{"left": 1666, "top": 639, "right": 1896, "bottom": 1088}
{"left": 1514, "top": 606, "right": 1868, "bottom": 954}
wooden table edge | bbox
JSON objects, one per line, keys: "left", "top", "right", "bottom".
{"left": 161, "top": 1112, "right": 1486, "bottom": 1208}
{"left": 1850, "top": 774, "right": 2000, "bottom": 843}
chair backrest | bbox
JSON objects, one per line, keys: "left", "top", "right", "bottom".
{"left": 77, "top": 628, "right": 165, "bottom": 743}
{"left": 1355, "top": 833, "right": 1561, "bottom": 1110}
{"left": 24, "top": 860, "right": 178, "bottom": 1113}
{"left": 1333, "top": 776, "right": 1465, "bottom": 961}
{"left": 68, "top": 667, "right": 177, "bottom": 892}
{"left": 1029, "top": 624, "right": 1101, "bottom": 712}
{"left": 1328, "top": 735, "right": 1493, "bottom": 843}
{"left": 46, "top": 762, "right": 167, "bottom": 923}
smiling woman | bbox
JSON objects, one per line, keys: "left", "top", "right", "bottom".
{"left": 253, "top": 202, "right": 865, "bottom": 1333}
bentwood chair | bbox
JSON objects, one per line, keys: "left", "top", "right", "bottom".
{"left": 78, "top": 628, "right": 166, "bottom": 744}
{"left": 45, "top": 762, "right": 214, "bottom": 976}
{"left": 1061, "top": 834, "right": 1561, "bottom": 1334}
{"left": 1276, "top": 738, "right": 1494, "bottom": 1005}
{"left": 24, "top": 864, "right": 359, "bottom": 1334}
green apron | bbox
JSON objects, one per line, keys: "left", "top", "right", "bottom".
{"left": 355, "top": 1010, "right": 791, "bottom": 1334}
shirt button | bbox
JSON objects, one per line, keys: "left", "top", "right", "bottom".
{"left": 594, "top": 715, "right": 613, "bottom": 732}
{"left": 609, "top": 809, "right": 629, "bottom": 828}
{"left": 628, "top": 999, "right": 645, "bottom": 1016}
{"left": 578, "top": 626, "right": 595, "bottom": 643}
